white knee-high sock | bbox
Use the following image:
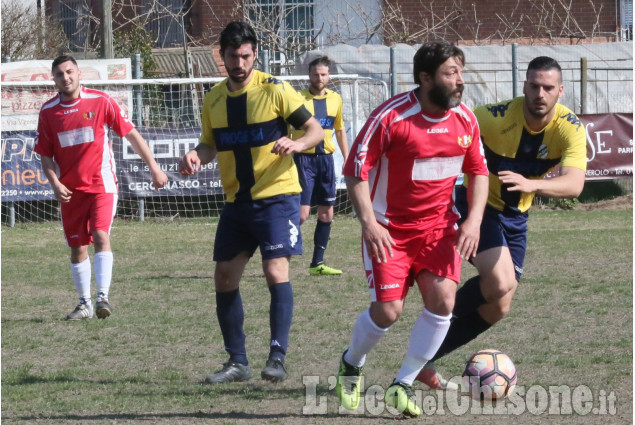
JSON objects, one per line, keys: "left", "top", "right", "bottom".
{"left": 344, "top": 309, "right": 390, "bottom": 367}
{"left": 395, "top": 308, "right": 452, "bottom": 385}
{"left": 71, "top": 258, "right": 92, "bottom": 304}
{"left": 94, "top": 251, "right": 113, "bottom": 300}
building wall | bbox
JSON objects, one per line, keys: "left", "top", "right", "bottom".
{"left": 190, "top": 0, "right": 240, "bottom": 45}
{"left": 385, "top": 0, "right": 619, "bottom": 44}
{"left": 44, "top": 0, "right": 622, "bottom": 56}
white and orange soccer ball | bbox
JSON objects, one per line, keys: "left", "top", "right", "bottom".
{"left": 462, "top": 349, "right": 517, "bottom": 401}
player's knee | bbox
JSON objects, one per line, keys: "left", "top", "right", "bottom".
{"left": 92, "top": 233, "right": 110, "bottom": 251}
{"left": 369, "top": 303, "right": 402, "bottom": 328}
{"left": 482, "top": 274, "right": 517, "bottom": 301}
{"left": 488, "top": 300, "right": 512, "bottom": 322}
{"left": 425, "top": 297, "right": 454, "bottom": 316}
{"left": 317, "top": 210, "right": 333, "bottom": 223}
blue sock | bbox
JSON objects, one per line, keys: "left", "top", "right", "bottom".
{"left": 268, "top": 282, "right": 294, "bottom": 361}
{"left": 311, "top": 220, "right": 332, "bottom": 267}
{"left": 432, "top": 311, "right": 491, "bottom": 361}
{"left": 216, "top": 289, "right": 248, "bottom": 365}
{"left": 453, "top": 276, "right": 487, "bottom": 318}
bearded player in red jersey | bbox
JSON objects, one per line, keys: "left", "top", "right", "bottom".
{"left": 335, "top": 42, "right": 489, "bottom": 417}
{"left": 35, "top": 55, "right": 168, "bottom": 320}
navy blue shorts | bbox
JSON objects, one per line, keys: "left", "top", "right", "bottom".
{"left": 294, "top": 154, "right": 337, "bottom": 207}
{"left": 455, "top": 185, "right": 528, "bottom": 281}
{"left": 213, "top": 194, "right": 303, "bottom": 261}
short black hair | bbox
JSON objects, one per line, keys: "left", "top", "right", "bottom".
{"left": 527, "top": 56, "right": 562, "bottom": 82}
{"left": 308, "top": 56, "right": 331, "bottom": 72}
{"left": 220, "top": 21, "right": 258, "bottom": 54}
{"left": 52, "top": 55, "right": 77, "bottom": 72}
{"left": 413, "top": 42, "right": 465, "bottom": 85}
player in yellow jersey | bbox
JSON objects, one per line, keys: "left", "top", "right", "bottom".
{"left": 290, "top": 56, "right": 349, "bottom": 276}
{"left": 417, "top": 56, "right": 587, "bottom": 389}
{"left": 179, "top": 22, "right": 324, "bottom": 384}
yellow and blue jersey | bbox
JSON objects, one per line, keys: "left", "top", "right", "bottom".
{"left": 290, "top": 88, "right": 344, "bottom": 155}
{"left": 200, "top": 70, "right": 312, "bottom": 202}
{"left": 473, "top": 97, "right": 587, "bottom": 213}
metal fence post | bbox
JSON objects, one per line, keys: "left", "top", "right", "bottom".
{"left": 580, "top": 57, "right": 588, "bottom": 114}
{"left": 262, "top": 50, "right": 270, "bottom": 74}
{"left": 2, "top": 55, "right": 15, "bottom": 227}
{"left": 390, "top": 46, "right": 397, "bottom": 97}
{"left": 352, "top": 78, "right": 359, "bottom": 140}
{"left": 512, "top": 43, "right": 519, "bottom": 98}
{"left": 132, "top": 54, "right": 143, "bottom": 126}
{"left": 132, "top": 54, "right": 145, "bottom": 221}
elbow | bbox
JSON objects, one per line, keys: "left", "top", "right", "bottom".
{"left": 572, "top": 179, "right": 586, "bottom": 198}
{"left": 565, "top": 183, "right": 585, "bottom": 198}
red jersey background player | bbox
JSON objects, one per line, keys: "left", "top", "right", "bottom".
{"left": 35, "top": 55, "right": 168, "bottom": 321}
{"left": 335, "top": 42, "right": 489, "bottom": 417}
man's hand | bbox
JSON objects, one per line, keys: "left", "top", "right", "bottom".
{"left": 52, "top": 182, "right": 72, "bottom": 203}
{"left": 361, "top": 221, "right": 395, "bottom": 263}
{"left": 180, "top": 150, "right": 201, "bottom": 175}
{"left": 498, "top": 170, "right": 537, "bottom": 193}
{"left": 456, "top": 218, "right": 480, "bottom": 260}
{"left": 150, "top": 168, "right": 169, "bottom": 191}
{"left": 271, "top": 137, "right": 302, "bottom": 156}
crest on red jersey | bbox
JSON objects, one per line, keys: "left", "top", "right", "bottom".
{"left": 458, "top": 135, "right": 472, "bottom": 148}
{"left": 83, "top": 112, "right": 95, "bottom": 120}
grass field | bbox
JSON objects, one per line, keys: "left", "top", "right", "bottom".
{"left": 2, "top": 204, "right": 632, "bottom": 424}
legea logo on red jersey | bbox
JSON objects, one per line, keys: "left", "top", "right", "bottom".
{"left": 83, "top": 111, "right": 95, "bottom": 120}
{"left": 458, "top": 135, "right": 472, "bottom": 148}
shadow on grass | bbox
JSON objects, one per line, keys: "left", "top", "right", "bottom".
{"left": 6, "top": 410, "right": 383, "bottom": 421}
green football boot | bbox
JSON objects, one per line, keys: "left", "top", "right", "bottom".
{"left": 336, "top": 351, "right": 363, "bottom": 411}
{"left": 385, "top": 381, "right": 421, "bottom": 417}
{"left": 309, "top": 263, "right": 342, "bottom": 276}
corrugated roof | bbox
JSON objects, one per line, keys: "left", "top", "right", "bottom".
{"left": 147, "top": 46, "right": 221, "bottom": 78}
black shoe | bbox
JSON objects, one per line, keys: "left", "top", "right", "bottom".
{"left": 205, "top": 362, "right": 252, "bottom": 383}
{"left": 95, "top": 299, "right": 112, "bottom": 319}
{"left": 261, "top": 358, "right": 287, "bottom": 382}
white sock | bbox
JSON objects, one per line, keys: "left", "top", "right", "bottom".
{"left": 71, "top": 258, "right": 92, "bottom": 305}
{"left": 395, "top": 308, "right": 452, "bottom": 386}
{"left": 94, "top": 251, "right": 113, "bottom": 300}
{"left": 344, "top": 309, "right": 390, "bottom": 367}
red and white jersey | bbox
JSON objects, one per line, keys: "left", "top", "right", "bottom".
{"left": 34, "top": 86, "right": 134, "bottom": 193}
{"left": 343, "top": 90, "right": 488, "bottom": 231}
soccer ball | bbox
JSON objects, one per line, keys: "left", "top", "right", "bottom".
{"left": 462, "top": 349, "right": 517, "bottom": 401}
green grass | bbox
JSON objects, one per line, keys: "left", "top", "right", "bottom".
{"left": 1, "top": 207, "right": 632, "bottom": 424}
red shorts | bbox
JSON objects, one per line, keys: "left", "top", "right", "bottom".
{"left": 60, "top": 192, "right": 117, "bottom": 247}
{"left": 364, "top": 226, "right": 461, "bottom": 302}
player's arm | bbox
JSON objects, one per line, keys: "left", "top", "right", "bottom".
{"left": 125, "top": 129, "right": 168, "bottom": 191}
{"left": 456, "top": 173, "right": 489, "bottom": 260}
{"left": 498, "top": 166, "right": 585, "bottom": 198}
{"left": 180, "top": 143, "right": 217, "bottom": 175}
{"left": 334, "top": 98, "right": 349, "bottom": 162}
{"left": 40, "top": 155, "right": 72, "bottom": 203}
{"left": 272, "top": 116, "right": 324, "bottom": 156}
{"left": 335, "top": 129, "right": 349, "bottom": 163}
{"left": 345, "top": 175, "right": 395, "bottom": 263}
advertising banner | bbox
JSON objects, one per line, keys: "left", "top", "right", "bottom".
{"left": 580, "top": 113, "right": 633, "bottom": 179}
{"left": 1, "top": 59, "right": 132, "bottom": 131}
{"left": 0, "top": 131, "right": 53, "bottom": 201}
{"left": 1, "top": 113, "right": 632, "bottom": 203}
{"left": 116, "top": 127, "right": 223, "bottom": 198}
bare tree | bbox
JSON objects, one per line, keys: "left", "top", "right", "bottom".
{"left": 379, "top": 0, "right": 611, "bottom": 45}
{"left": 46, "top": 0, "right": 220, "bottom": 57}
{"left": 1, "top": 1, "right": 69, "bottom": 61}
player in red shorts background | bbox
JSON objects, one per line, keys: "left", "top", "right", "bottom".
{"left": 35, "top": 55, "right": 168, "bottom": 320}
{"left": 335, "top": 42, "right": 489, "bottom": 417}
